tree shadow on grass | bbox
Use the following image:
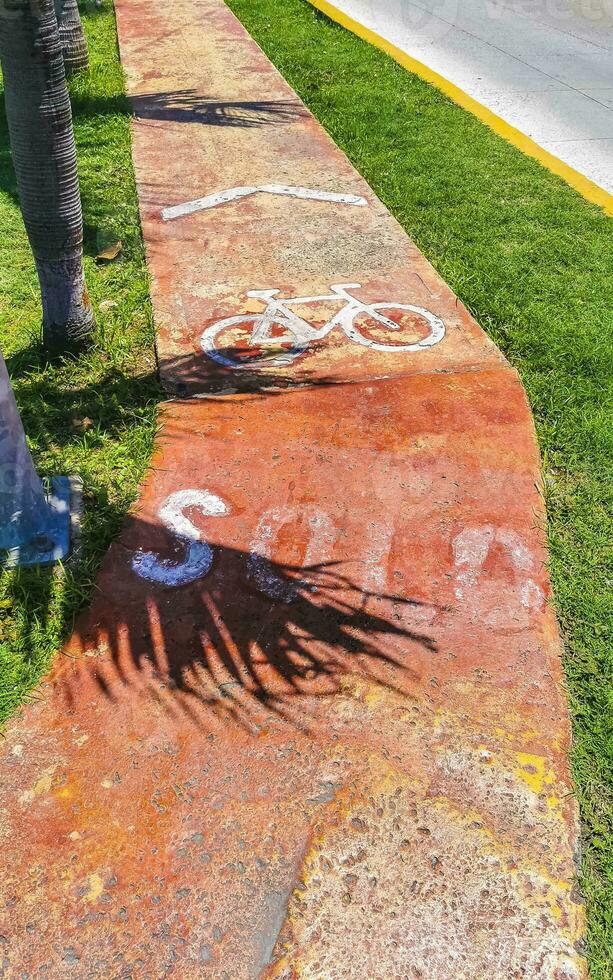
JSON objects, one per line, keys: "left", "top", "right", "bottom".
{"left": 0, "top": 94, "right": 18, "bottom": 208}
{"left": 4, "top": 349, "right": 160, "bottom": 452}
{"left": 4, "top": 343, "right": 345, "bottom": 452}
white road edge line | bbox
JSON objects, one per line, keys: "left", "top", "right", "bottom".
{"left": 161, "top": 184, "right": 368, "bottom": 220}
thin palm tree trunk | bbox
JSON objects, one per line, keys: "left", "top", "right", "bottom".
{"left": 0, "top": 0, "right": 94, "bottom": 349}
{"left": 55, "top": 0, "right": 89, "bottom": 76}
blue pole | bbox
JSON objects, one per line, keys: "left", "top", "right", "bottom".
{"left": 0, "top": 348, "right": 74, "bottom": 566}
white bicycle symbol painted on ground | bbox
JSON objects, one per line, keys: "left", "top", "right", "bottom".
{"left": 200, "top": 282, "right": 446, "bottom": 369}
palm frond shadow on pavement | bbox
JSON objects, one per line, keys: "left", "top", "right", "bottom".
{"left": 129, "top": 90, "right": 307, "bottom": 127}
{"left": 58, "top": 527, "right": 439, "bottom": 737}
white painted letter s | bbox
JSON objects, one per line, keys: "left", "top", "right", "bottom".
{"left": 131, "top": 489, "right": 229, "bottom": 587}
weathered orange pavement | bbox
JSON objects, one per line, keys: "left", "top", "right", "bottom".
{"left": 0, "top": 1, "right": 586, "bottom": 977}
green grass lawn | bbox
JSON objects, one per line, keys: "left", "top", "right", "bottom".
{"left": 0, "top": 6, "right": 160, "bottom": 720}
{"left": 225, "top": 0, "right": 613, "bottom": 971}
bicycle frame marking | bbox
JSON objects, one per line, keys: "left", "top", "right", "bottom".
{"left": 200, "top": 282, "right": 446, "bottom": 369}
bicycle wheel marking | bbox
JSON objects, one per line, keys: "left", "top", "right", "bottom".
{"left": 344, "top": 303, "right": 445, "bottom": 352}
{"left": 200, "top": 315, "right": 307, "bottom": 369}
{"left": 200, "top": 282, "right": 447, "bottom": 369}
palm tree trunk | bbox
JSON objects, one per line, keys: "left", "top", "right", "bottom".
{"left": 55, "top": 0, "right": 89, "bottom": 76}
{"left": 0, "top": 0, "right": 94, "bottom": 350}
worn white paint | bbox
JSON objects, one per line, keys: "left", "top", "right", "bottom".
{"left": 162, "top": 184, "right": 368, "bottom": 221}
{"left": 131, "top": 492, "right": 338, "bottom": 599}
{"left": 247, "top": 508, "right": 298, "bottom": 603}
{"left": 247, "top": 506, "right": 337, "bottom": 602}
{"left": 131, "top": 489, "right": 228, "bottom": 586}
{"left": 496, "top": 528, "right": 535, "bottom": 572}
{"left": 452, "top": 525, "right": 544, "bottom": 611}
{"left": 362, "top": 520, "right": 394, "bottom": 594}
{"left": 521, "top": 578, "right": 545, "bottom": 610}
{"left": 200, "top": 282, "right": 446, "bottom": 368}
{"left": 453, "top": 526, "right": 495, "bottom": 599}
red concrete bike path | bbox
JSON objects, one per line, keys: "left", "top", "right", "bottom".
{"left": 0, "top": 1, "right": 586, "bottom": 977}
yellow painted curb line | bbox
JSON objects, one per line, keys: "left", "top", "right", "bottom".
{"left": 308, "top": 0, "right": 613, "bottom": 217}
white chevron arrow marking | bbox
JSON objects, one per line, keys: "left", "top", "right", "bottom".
{"left": 161, "top": 184, "right": 368, "bottom": 221}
